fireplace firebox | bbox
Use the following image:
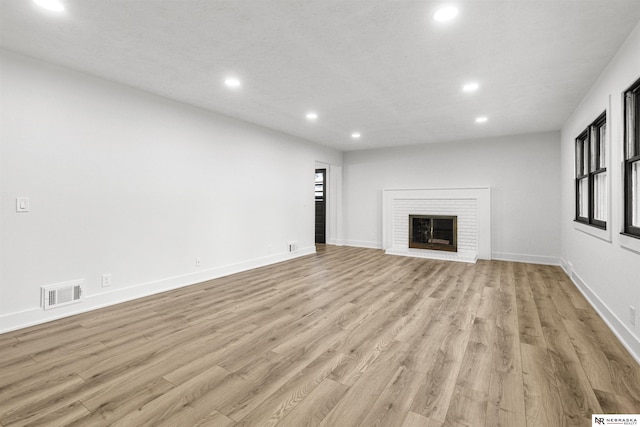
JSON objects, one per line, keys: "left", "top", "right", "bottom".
{"left": 408, "top": 215, "right": 457, "bottom": 252}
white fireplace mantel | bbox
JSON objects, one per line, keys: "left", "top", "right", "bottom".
{"left": 382, "top": 187, "right": 491, "bottom": 262}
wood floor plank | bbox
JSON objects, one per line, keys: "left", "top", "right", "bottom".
{"left": 578, "top": 313, "right": 640, "bottom": 399}
{"left": 109, "top": 365, "right": 231, "bottom": 427}
{"left": 409, "top": 320, "right": 472, "bottom": 422}
{"left": 72, "top": 377, "right": 175, "bottom": 426}
{"left": 401, "top": 411, "right": 443, "bottom": 427}
{"left": 398, "top": 312, "right": 453, "bottom": 375}
{"left": 76, "top": 328, "right": 226, "bottom": 397}
{"left": 0, "top": 325, "right": 103, "bottom": 370}
{"left": 270, "top": 303, "right": 356, "bottom": 356}
{"left": 476, "top": 285, "right": 499, "bottom": 321}
{"left": 515, "top": 265, "right": 546, "bottom": 348}
{"left": 593, "top": 389, "right": 640, "bottom": 414}
{"left": 0, "top": 373, "right": 86, "bottom": 426}
{"left": 219, "top": 346, "right": 345, "bottom": 422}
{"left": 233, "top": 350, "right": 347, "bottom": 426}
{"left": 187, "top": 410, "right": 236, "bottom": 427}
{"left": 521, "top": 343, "right": 565, "bottom": 427}
{"left": 272, "top": 379, "right": 349, "bottom": 427}
{"left": 20, "top": 400, "right": 91, "bottom": 427}
{"left": 0, "top": 245, "right": 638, "bottom": 426}
{"left": 394, "top": 297, "right": 443, "bottom": 343}
{"left": 443, "top": 339, "right": 493, "bottom": 426}
{"left": 533, "top": 283, "right": 602, "bottom": 424}
{"left": 0, "top": 341, "right": 106, "bottom": 401}
{"left": 495, "top": 263, "right": 523, "bottom": 375}
{"left": 317, "top": 339, "right": 406, "bottom": 427}
{"left": 328, "top": 291, "right": 422, "bottom": 386}
{"left": 563, "top": 319, "right": 618, "bottom": 394}
{"left": 357, "top": 365, "right": 425, "bottom": 427}
{"left": 486, "top": 370, "right": 526, "bottom": 427}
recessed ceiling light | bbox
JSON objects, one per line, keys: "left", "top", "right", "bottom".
{"left": 351, "top": 132, "right": 361, "bottom": 139}
{"left": 475, "top": 116, "right": 488, "bottom": 123}
{"left": 433, "top": 6, "right": 458, "bottom": 22}
{"left": 463, "top": 82, "right": 479, "bottom": 92}
{"left": 224, "top": 77, "right": 241, "bottom": 88}
{"left": 306, "top": 112, "right": 318, "bottom": 120}
{"left": 33, "top": 0, "right": 64, "bottom": 12}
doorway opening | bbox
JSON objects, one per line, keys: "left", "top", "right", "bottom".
{"left": 315, "top": 169, "right": 326, "bottom": 244}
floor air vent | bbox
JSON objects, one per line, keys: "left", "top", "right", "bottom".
{"left": 42, "top": 279, "right": 84, "bottom": 310}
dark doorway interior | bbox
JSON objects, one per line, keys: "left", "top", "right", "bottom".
{"left": 315, "top": 169, "right": 326, "bottom": 244}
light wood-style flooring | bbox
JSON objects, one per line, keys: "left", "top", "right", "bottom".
{"left": 1, "top": 245, "right": 639, "bottom": 426}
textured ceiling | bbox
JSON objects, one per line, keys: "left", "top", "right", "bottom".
{"left": 1, "top": 0, "right": 640, "bottom": 151}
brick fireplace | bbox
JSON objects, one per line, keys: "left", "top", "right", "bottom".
{"left": 382, "top": 188, "right": 491, "bottom": 263}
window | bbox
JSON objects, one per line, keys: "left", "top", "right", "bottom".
{"left": 575, "top": 111, "right": 607, "bottom": 229}
{"left": 315, "top": 169, "right": 325, "bottom": 201}
{"left": 624, "top": 77, "right": 640, "bottom": 238}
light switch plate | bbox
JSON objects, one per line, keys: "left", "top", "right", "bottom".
{"left": 16, "top": 197, "right": 30, "bottom": 212}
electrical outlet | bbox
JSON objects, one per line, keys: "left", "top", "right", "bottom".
{"left": 630, "top": 306, "right": 636, "bottom": 327}
{"left": 101, "top": 274, "right": 112, "bottom": 288}
{"left": 195, "top": 257, "right": 201, "bottom": 267}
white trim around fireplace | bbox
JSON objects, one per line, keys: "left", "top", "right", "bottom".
{"left": 382, "top": 187, "right": 491, "bottom": 263}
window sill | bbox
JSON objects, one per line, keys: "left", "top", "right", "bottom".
{"left": 620, "top": 232, "right": 640, "bottom": 254}
{"left": 574, "top": 221, "right": 611, "bottom": 243}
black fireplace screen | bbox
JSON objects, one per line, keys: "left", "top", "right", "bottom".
{"left": 409, "top": 215, "right": 457, "bottom": 252}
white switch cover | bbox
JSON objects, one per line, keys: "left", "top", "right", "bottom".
{"left": 16, "top": 197, "right": 30, "bottom": 212}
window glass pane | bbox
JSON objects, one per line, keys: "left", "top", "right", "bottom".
{"left": 590, "top": 130, "right": 597, "bottom": 172}
{"left": 576, "top": 141, "right": 583, "bottom": 176}
{"left": 576, "top": 139, "right": 588, "bottom": 175}
{"left": 593, "top": 172, "right": 607, "bottom": 222}
{"left": 636, "top": 93, "right": 640, "bottom": 158}
{"left": 578, "top": 178, "right": 588, "bottom": 218}
{"left": 633, "top": 161, "right": 640, "bottom": 227}
{"left": 583, "top": 140, "right": 589, "bottom": 175}
{"left": 599, "top": 124, "right": 606, "bottom": 169}
{"left": 315, "top": 172, "right": 324, "bottom": 200}
{"left": 627, "top": 93, "right": 636, "bottom": 159}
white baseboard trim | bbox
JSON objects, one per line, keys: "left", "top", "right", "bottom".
{"left": 341, "top": 239, "right": 383, "bottom": 249}
{"left": 325, "top": 238, "right": 344, "bottom": 246}
{"left": 564, "top": 263, "right": 640, "bottom": 364}
{"left": 492, "top": 251, "right": 561, "bottom": 266}
{"left": 0, "top": 246, "right": 316, "bottom": 334}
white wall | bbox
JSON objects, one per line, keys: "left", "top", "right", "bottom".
{"left": 0, "top": 50, "right": 342, "bottom": 332}
{"left": 342, "top": 131, "right": 561, "bottom": 264}
{"left": 560, "top": 22, "right": 640, "bottom": 361}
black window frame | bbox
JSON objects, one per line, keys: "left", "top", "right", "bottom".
{"left": 574, "top": 111, "right": 607, "bottom": 229}
{"left": 623, "top": 77, "right": 640, "bottom": 239}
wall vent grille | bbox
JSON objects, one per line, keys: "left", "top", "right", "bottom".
{"left": 42, "top": 279, "right": 84, "bottom": 310}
